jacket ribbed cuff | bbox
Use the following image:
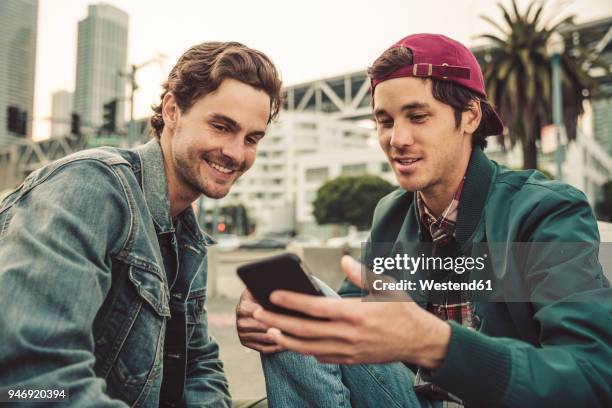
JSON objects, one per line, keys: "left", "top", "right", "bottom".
{"left": 423, "top": 322, "right": 512, "bottom": 406}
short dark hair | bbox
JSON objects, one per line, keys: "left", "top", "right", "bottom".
{"left": 150, "top": 41, "right": 283, "bottom": 138}
{"left": 368, "top": 46, "right": 498, "bottom": 149}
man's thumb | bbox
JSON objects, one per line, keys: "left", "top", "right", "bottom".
{"left": 341, "top": 255, "right": 363, "bottom": 288}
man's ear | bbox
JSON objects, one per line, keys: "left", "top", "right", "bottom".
{"left": 162, "top": 92, "right": 179, "bottom": 132}
{"left": 462, "top": 99, "right": 482, "bottom": 135}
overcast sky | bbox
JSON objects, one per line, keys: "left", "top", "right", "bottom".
{"left": 32, "top": 0, "right": 612, "bottom": 139}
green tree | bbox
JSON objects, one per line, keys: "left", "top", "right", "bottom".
{"left": 479, "top": 0, "right": 598, "bottom": 169}
{"left": 596, "top": 181, "right": 612, "bottom": 222}
{"left": 313, "top": 175, "right": 395, "bottom": 230}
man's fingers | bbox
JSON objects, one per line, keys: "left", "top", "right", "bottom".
{"left": 236, "top": 317, "right": 269, "bottom": 333}
{"left": 341, "top": 255, "right": 363, "bottom": 288}
{"left": 242, "top": 289, "right": 256, "bottom": 301}
{"left": 239, "top": 331, "right": 278, "bottom": 344}
{"left": 236, "top": 298, "right": 261, "bottom": 317}
{"left": 339, "top": 255, "right": 403, "bottom": 298}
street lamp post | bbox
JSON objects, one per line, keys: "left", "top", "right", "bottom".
{"left": 119, "top": 54, "right": 166, "bottom": 147}
{"left": 547, "top": 31, "right": 566, "bottom": 181}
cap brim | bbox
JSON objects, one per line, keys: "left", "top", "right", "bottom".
{"left": 479, "top": 100, "right": 504, "bottom": 136}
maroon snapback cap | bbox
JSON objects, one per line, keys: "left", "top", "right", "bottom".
{"left": 371, "top": 33, "right": 504, "bottom": 136}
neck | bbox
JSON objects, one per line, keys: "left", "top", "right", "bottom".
{"left": 160, "top": 132, "right": 199, "bottom": 217}
{"left": 167, "top": 177, "right": 198, "bottom": 218}
{"left": 419, "top": 151, "right": 471, "bottom": 217}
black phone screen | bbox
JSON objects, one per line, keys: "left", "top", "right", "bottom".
{"left": 237, "top": 252, "right": 324, "bottom": 318}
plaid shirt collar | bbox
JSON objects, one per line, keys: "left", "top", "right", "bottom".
{"left": 416, "top": 177, "right": 466, "bottom": 245}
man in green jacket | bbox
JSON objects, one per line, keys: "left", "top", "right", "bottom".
{"left": 241, "top": 34, "right": 612, "bottom": 407}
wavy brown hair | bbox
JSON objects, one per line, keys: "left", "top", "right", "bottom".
{"left": 150, "top": 41, "right": 283, "bottom": 138}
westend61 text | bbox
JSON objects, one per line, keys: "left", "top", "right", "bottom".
{"left": 373, "top": 279, "right": 493, "bottom": 292}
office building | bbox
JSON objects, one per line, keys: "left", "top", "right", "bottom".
{"left": 73, "top": 3, "right": 128, "bottom": 133}
{"left": 51, "top": 90, "right": 73, "bottom": 137}
{"left": 0, "top": 0, "right": 39, "bottom": 141}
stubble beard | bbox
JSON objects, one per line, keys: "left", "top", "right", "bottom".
{"left": 173, "top": 148, "right": 232, "bottom": 199}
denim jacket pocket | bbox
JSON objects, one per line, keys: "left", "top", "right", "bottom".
{"left": 128, "top": 263, "right": 171, "bottom": 318}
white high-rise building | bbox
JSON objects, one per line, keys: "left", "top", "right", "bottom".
{"left": 51, "top": 90, "right": 73, "bottom": 137}
{"left": 73, "top": 3, "right": 128, "bottom": 133}
{"left": 218, "top": 112, "right": 373, "bottom": 234}
{"left": 0, "top": 0, "right": 38, "bottom": 141}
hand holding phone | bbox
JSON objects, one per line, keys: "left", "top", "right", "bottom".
{"left": 236, "top": 288, "right": 287, "bottom": 353}
{"left": 237, "top": 252, "right": 324, "bottom": 318}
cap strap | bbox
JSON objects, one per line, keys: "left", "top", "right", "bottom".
{"left": 371, "top": 64, "right": 471, "bottom": 89}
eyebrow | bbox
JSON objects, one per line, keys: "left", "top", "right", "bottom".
{"left": 209, "top": 113, "right": 266, "bottom": 138}
{"left": 209, "top": 113, "right": 239, "bottom": 130}
{"left": 374, "top": 102, "right": 431, "bottom": 117}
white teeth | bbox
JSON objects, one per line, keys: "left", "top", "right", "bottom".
{"left": 398, "top": 158, "right": 419, "bottom": 164}
{"left": 207, "top": 160, "right": 233, "bottom": 174}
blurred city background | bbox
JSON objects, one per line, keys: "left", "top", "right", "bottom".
{"left": 1, "top": 0, "right": 612, "bottom": 399}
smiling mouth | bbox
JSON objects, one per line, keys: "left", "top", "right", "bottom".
{"left": 205, "top": 159, "right": 235, "bottom": 174}
{"left": 394, "top": 158, "right": 422, "bottom": 164}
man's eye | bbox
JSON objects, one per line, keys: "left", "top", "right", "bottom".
{"left": 410, "top": 114, "right": 428, "bottom": 123}
{"left": 212, "top": 123, "right": 229, "bottom": 132}
{"left": 377, "top": 120, "right": 393, "bottom": 129}
{"left": 246, "top": 137, "right": 258, "bottom": 145}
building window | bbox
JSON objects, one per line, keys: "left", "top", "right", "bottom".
{"left": 298, "top": 122, "right": 317, "bottom": 130}
{"left": 341, "top": 163, "right": 367, "bottom": 176}
{"left": 306, "top": 167, "right": 329, "bottom": 182}
{"left": 381, "top": 162, "right": 391, "bottom": 172}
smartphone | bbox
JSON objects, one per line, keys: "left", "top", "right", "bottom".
{"left": 237, "top": 252, "right": 324, "bottom": 318}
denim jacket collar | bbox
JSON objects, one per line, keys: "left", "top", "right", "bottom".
{"left": 135, "top": 139, "right": 174, "bottom": 234}
{"left": 134, "top": 139, "right": 216, "bottom": 247}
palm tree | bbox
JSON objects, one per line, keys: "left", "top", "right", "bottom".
{"left": 479, "top": 0, "right": 598, "bottom": 170}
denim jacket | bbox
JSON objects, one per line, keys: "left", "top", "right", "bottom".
{"left": 0, "top": 139, "right": 231, "bottom": 407}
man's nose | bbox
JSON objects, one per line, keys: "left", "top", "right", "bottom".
{"left": 389, "top": 123, "right": 415, "bottom": 149}
{"left": 220, "top": 136, "right": 246, "bottom": 166}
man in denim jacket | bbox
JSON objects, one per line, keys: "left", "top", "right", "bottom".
{"left": 0, "top": 41, "right": 282, "bottom": 407}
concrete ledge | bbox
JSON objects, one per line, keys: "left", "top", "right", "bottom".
{"left": 598, "top": 221, "right": 612, "bottom": 241}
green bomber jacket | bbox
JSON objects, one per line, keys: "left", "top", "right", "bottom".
{"left": 339, "top": 147, "right": 612, "bottom": 407}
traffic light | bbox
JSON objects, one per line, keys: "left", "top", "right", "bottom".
{"left": 70, "top": 113, "right": 80, "bottom": 135}
{"left": 6, "top": 106, "right": 27, "bottom": 136}
{"left": 102, "top": 99, "right": 117, "bottom": 133}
